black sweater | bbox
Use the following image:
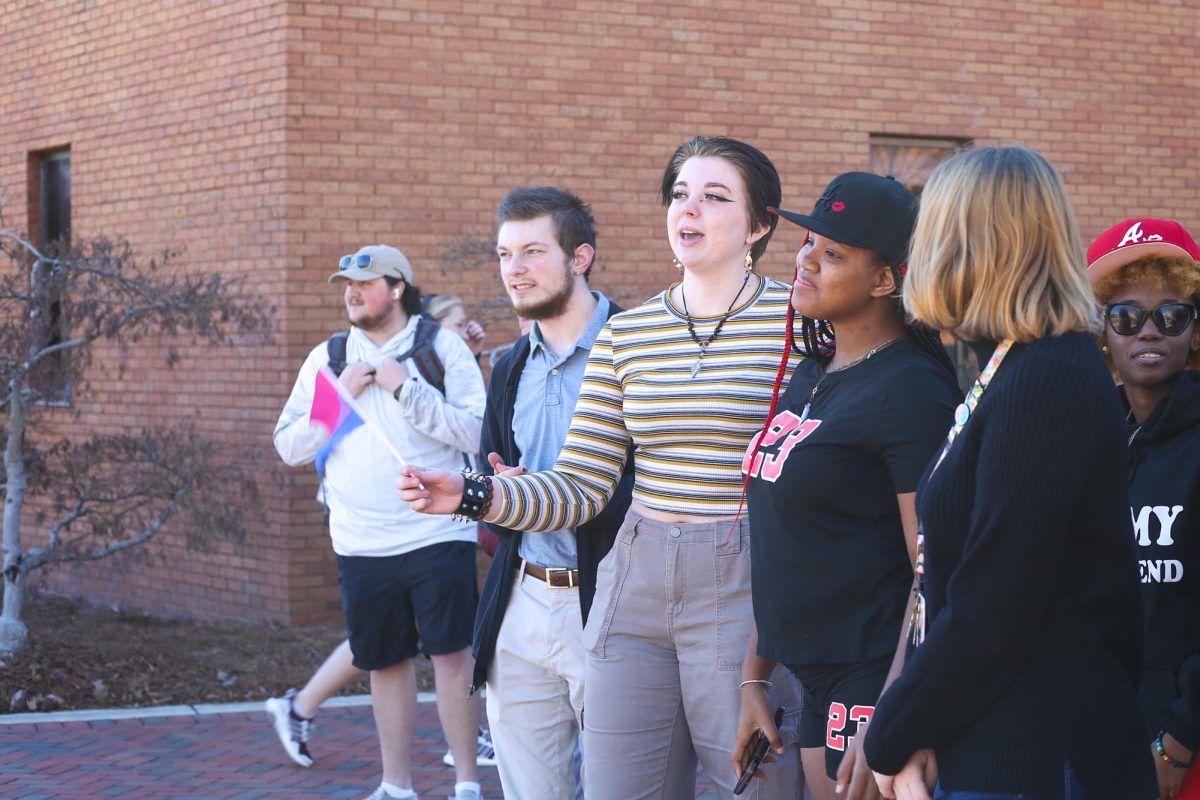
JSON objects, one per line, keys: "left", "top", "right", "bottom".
{"left": 470, "top": 303, "right": 634, "bottom": 695}
{"left": 863, "top": 333, "right": 1156, "bottom": 798}
{"left": 1126, "top": 371, "right": 1200, "bottom": 753}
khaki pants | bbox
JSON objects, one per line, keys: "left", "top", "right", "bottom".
{"left": 581, "top": 511, "right": 804, "bottom": 799}
{"left": 486, "top": 566, "right": 586, "bottom": 800}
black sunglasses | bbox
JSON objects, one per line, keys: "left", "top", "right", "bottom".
{"left": 338, "top": 254, "right": 375, "bottom": 271}
{"left": 1104, "top": 302, "right": 1197, "bottom": 337}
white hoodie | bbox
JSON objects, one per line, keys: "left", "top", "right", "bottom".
{"left": 273, "top": 316, "right": 485, "bottom": 557}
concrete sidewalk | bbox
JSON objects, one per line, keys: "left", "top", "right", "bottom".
{"left": 0, "top": 695, "right": 719, "bottom": 799}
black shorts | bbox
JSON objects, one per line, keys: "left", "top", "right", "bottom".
{"left": 337, "top": 541, "right": 478, "bottom": 671}
{"left": 791, "top": 653, "right": 891, "bottom": 780}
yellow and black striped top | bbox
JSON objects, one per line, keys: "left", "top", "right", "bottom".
{"left": 491, "top": 276, "right": 800, "bottom": 530}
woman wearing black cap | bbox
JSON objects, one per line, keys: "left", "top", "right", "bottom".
{"left": 734, "top": 172, "right": 960, "bottom": 800}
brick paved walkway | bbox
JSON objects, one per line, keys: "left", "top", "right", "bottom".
{"left": 0, "top": 697, "right": 719, "bottom": 799}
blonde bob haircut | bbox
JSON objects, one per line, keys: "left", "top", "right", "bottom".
{"left": 904, "top": 146, "right": 1101, "bottom": 342}
{"left": 423, "top": 294, "right": 465, "bottom": 322}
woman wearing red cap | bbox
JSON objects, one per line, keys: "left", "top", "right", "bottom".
{"left": 1087, "top": 218, "right": 1200, "bottom": 800}
{"left": 734, "top": 172, "right": 960, "bottom": 800}
{"left": 861, "top": 146, "right": 1154, "bottom": 799}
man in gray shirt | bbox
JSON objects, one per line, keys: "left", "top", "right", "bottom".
{"left": 470, "top": 187, "right": 632, "bottom": 800}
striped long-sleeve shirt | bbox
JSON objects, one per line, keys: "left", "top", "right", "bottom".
{"left": 491, "top": 276, "right": 798, "bottom": 531}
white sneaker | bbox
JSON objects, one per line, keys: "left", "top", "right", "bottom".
{"left": 362, "top": 788, "right": 419, "bottom": 800}
{"left": 442, "top": 727, "right": 497, "bottom": 767}
{"left": 264, "top": 688, "right": 313, "bottom": 767}
{"left": 454, "top": 789, "right": 482, "bottom": 800}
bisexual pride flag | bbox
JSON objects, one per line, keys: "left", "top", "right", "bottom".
{"left": 309, "top": 366, "right": 408, "bottom": 475}
{"left": 311, "top": 366, "right": 366, "bottom": 476}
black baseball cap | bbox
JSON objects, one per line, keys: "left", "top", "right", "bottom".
{"left": 769, "top": 172, "right": 918, "bottom": 266}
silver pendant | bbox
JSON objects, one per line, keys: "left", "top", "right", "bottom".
{"left": 690, "top": 357, "right": 703, "bottom": 378}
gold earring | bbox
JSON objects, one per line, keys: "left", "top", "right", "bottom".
{"left": 745, "top": 252, "right": 754, "bottom": 273}
{"left": 673, "top": 257, "right": 684, "bottom": 275}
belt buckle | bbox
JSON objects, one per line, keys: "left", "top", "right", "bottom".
{"left": 544, "top": 567, "right": 576, "bottom": 589}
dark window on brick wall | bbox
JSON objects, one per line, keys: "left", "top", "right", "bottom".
{"left": 869, "top": 135, "right": 978, "bottom": 389}
{"left": 26, "top": 147, "right": 73, "bottom": 404}
{"left": 869, "top": 135, "right": 966, "bottom": 196}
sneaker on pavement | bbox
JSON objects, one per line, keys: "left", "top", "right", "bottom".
{"left": 264, "top": 688, "right": 313, "bottom": 767}
{"left": 442, "top": 727, "right": 497, "bottom": 768}
{"left": 362, "top": 788, "right": 419, "bottom": 800}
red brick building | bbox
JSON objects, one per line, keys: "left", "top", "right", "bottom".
{"left": 3, "top": 0, "right": 1197, "bottom": 624}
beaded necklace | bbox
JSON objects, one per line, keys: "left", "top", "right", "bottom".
{"left": 681, "top": 271, "right": 753, "bottom": 377}
{"left": 909, "top": 338, "right": 1014, "bottom": 646}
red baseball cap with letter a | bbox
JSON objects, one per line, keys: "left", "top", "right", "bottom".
{"left": 1086, "top": 218, "right": 1200, "bottom": 285}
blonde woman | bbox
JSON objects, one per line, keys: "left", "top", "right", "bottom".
{"left": 423, "top": 294, "right": 487, "bottom": 356}
{"left": 862, "top": 146, "right": 1155, "bottom": 799}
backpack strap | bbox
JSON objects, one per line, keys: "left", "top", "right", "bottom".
{"left": 326, "top": 331, "right": 350, "bottom": 377}
{"left": 392, "top": 318, "right": 470, "bottom": 468}
{"left": 394, "top": 317, "right": 447, "bottom": 395}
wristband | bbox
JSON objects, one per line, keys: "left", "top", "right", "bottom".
{"left": 1156, "top": 730, "right": 1197, "bottom": 769}
{"left": 739, "top": 679, "right": 773, "bottom": 690}
{"left": 452, "top": 469, "right": 493, "bottom": 523}
{"left": 393, "top": 377, "right": 417, "bottom": 402}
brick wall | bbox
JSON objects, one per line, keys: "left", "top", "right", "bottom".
{"left": 0, "top": 0, "right": 322, "bottom": 622}
{"left": 2, "top": 0, "right": 1197, "bottom": 624}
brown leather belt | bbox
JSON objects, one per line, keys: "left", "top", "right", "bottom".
{"left": 522, "top": 561, "right": 580, "bottom": 589}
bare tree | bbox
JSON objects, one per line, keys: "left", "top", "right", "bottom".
{"left": 0, "top": 212, "right": 272, "bottom": 652}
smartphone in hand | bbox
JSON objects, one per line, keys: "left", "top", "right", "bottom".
{"left": 733, "top": 705, "right": 785, "bottom": 796}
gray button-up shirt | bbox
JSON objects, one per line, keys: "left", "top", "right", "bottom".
{"left": 515, "top": 292, "right": 611, "bottom": 569}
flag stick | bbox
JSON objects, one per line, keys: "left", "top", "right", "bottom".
{"left": 328, "top": 371, "right": 409, "bottom": 467}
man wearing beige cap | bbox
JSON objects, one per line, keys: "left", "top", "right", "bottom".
{"left": 274, "top": 245, "right": 488, "bottom": 800}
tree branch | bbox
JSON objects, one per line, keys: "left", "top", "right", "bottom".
{"left": 23, "top": 496, "right": 180, "bottom": 572}
{"left": 45, "top": 498, "right": 88, "bottom": 553}
{"left": 0, "top": 231, "right": 59, "bottom": 266}
{"left": 69, "top": 498, "right": 180, "bottom": 563}
{"left": 25, "top": 336, "right": 87, "bottom": 366}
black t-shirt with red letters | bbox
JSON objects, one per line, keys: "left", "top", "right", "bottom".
{"left": 745, "top": 334, "right": 958, "bottom": 667}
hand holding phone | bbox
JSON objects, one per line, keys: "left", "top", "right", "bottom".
{"left": 733, "top": 705, "right": 785, "bottom": 795}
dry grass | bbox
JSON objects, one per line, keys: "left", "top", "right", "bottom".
{"left": 0, "top": 592, "right": 438, "bottom": 714}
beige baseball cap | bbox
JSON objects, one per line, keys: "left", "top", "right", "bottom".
{"left": 328, "top": 244, "right": 414, "bottom": 284}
